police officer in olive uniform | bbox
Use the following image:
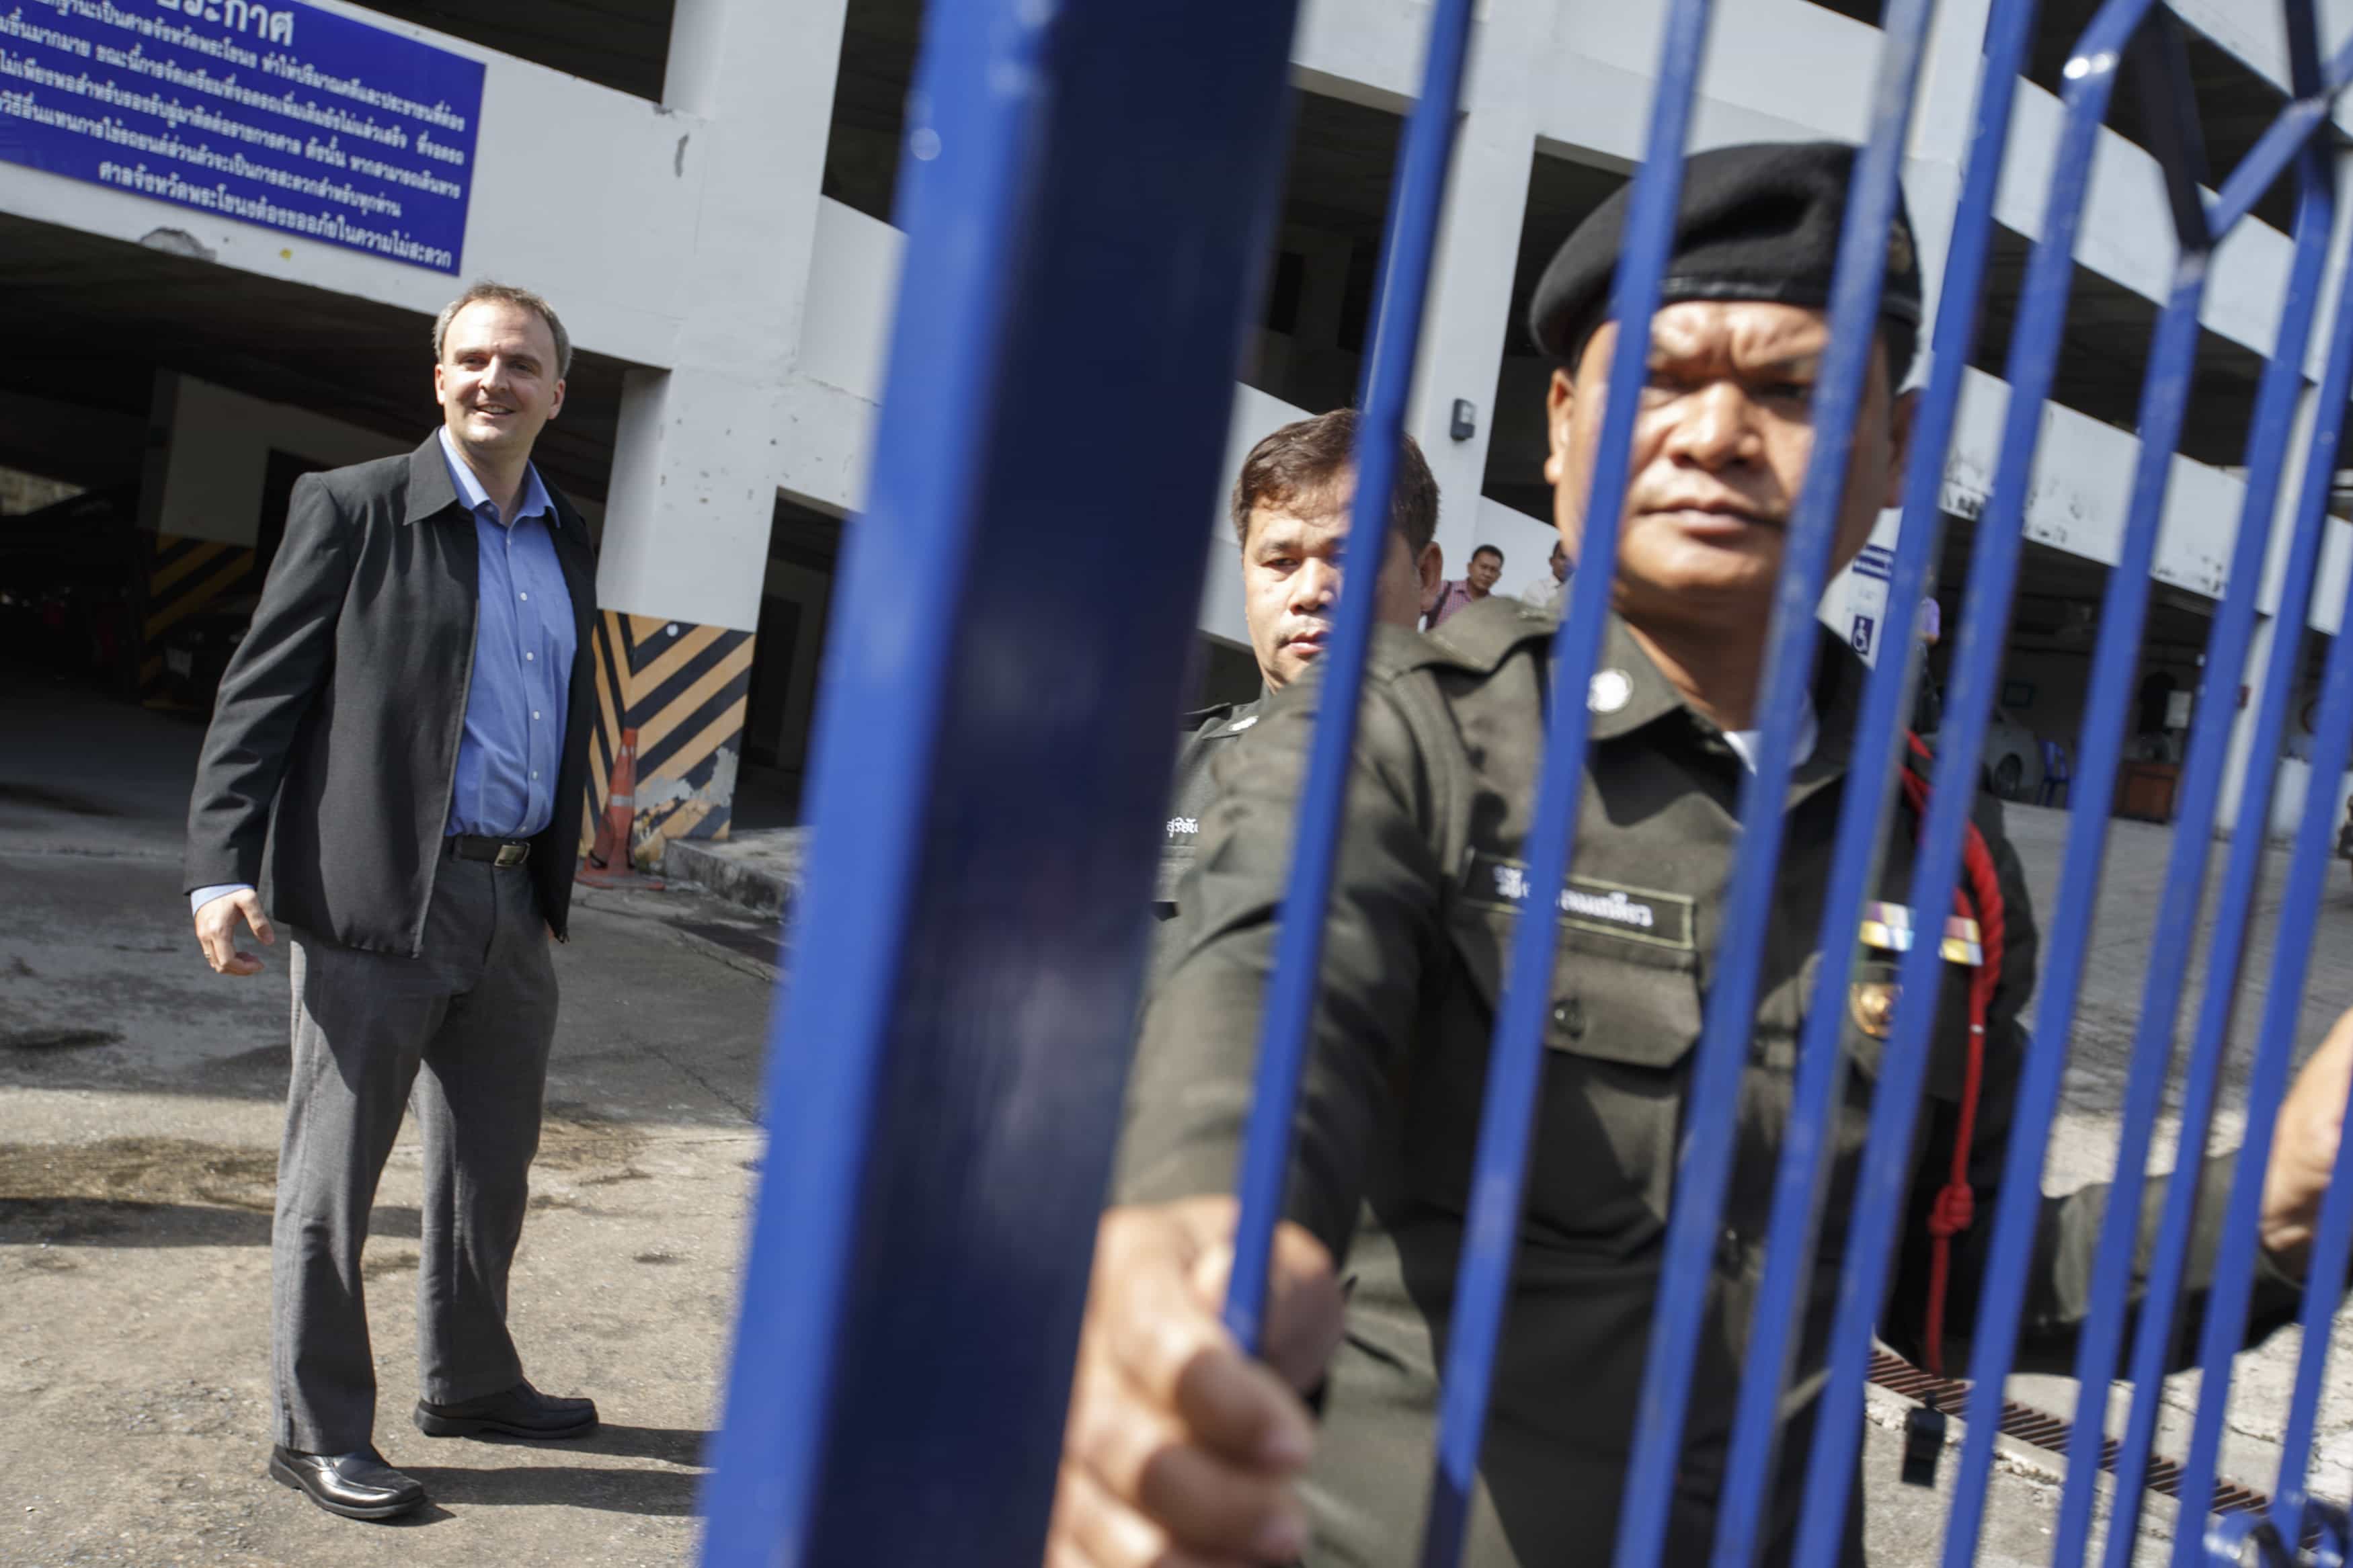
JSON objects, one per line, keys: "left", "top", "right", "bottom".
{"left": 1157, "top": 409, "right": 1445, "bottom": 914}
{"left": 1050, "top": 143, "right": 2353, "bottom": 1568}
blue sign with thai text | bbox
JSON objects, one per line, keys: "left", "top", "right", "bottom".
{"left": 0, "top": 0, "right": 483, "bottom": 273}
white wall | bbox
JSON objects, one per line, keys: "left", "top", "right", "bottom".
{"left": 150, "top": 373, "right": 410, "bottom": 546}
{"left": 1940, "top": 366, "right": 2353, "bottom": 634}
{"left": 801, "top": 200, "right": 904, "bottom": 404}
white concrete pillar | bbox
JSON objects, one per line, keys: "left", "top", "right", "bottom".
{"left": 587, "top": 0, "right": 850, "bottom": 852}
{"left": 2215, "top": 379, "right": 2328, "bottom": 832}
{"left": 1407, "top": 0, "right": 1548, "bottom": 571}
{"left": 1902, "top": 0, "right": 1991, "bottom": 337}
{"left": 597, "top": 0, "right": 849, "bottom": 631}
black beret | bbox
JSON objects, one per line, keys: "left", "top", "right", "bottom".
{"left": 1527, "top": 140, "right": 1923, "bottom": 371}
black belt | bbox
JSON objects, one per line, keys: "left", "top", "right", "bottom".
{"left": 447, "top": 833, "right": 530, "bottom": 868}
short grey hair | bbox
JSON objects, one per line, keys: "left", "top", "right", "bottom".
{"left": 432, "top": 281, "right": 571, "bottom": 378}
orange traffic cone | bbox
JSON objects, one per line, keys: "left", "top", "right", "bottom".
{"left": 578, "top": 727, "right": 665, "bottom": 890}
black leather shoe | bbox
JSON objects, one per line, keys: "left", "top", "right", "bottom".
{"left": 414, "top": 1378, "right": 598, "bottom": 1440}
{"left": 268, "top": 1445, "right": 426, "bottom": 1521}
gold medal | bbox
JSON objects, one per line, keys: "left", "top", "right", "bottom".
{"left": 1850, "top": 978, "right": 1899, "bottom": 1039}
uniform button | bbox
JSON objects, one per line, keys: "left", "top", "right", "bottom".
{"left": 1550, "top": 998, "right": 1585, "bottom": 1038}
{"left": 525, "top": 651, "right": 535, "bottom": 661}
{"left": 518, "top": 591, "right": 528, "bottom": 601}
{"left": 1718, "top": 1226, "right": 1743, "bottom": 1272}
{"left": 531, "top": 710, "right": 541, "bottom": 720}
{"left": 530, "top": 770, "right": 540, "bottom": 780}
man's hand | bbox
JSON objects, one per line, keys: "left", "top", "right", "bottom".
{"left": 2262, "top": 1004, "right": 2353, "bottom": 1269}
{"left": 194, "top": 889, "right": 276, "bottom": 976}
{"left": 1047, "top": 1196, "right": 1345, "bottom": 1567}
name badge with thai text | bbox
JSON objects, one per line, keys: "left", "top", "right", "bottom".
{"left": 1460, "top": 852, "right": 1696, "bottom": 951}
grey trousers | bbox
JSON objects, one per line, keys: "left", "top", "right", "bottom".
{"left": 271, "top": 858, "right": 559, "bottom": 1453}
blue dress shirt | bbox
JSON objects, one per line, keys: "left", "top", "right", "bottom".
{"left": 436, "top": 425, "right": 577, "bottom": 841}
{"left": 191, "top": 429, "right": 575, "bottom": 914}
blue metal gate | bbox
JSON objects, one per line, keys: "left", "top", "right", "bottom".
{"left": 699, "top": 1, "right": 2353, "bottom": 1563}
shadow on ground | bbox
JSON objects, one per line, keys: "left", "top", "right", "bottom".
{"left": 404, "top": 1423, "right": 711, "bottom": 1518}
{"left": 0, "top": 1194, "right": 422, "bottom": 1246}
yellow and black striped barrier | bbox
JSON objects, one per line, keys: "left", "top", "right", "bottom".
{"left": 137, "top": 531, "right": 257, "bottom": 704}
{"left": 581, "top": 610, "right": 754, "bottom": 862}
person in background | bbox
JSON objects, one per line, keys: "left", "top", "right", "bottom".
{"left": 1522, "top": 540, "right": 1571, "bottom": 613}
{"left": 1423, "top": 542, "right": 1504, "bottom": 628}
{"left": 183, "top": 281, "right": 601, "bottom": 1524}
{"left": 1159, "top": 409, "right": 1443, "bottom": 915}
{"left": 1912, "top": 587, "right": 1944, "bottom": 736}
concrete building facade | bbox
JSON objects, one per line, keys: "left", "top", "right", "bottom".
{"left": 5, "top": 0, "right": 2351, "bottom": 850}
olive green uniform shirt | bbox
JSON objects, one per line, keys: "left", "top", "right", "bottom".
{"left": 1116, "top": 597, "right": 2303, "bottom": 1567}
{"left": 1156, "top": 690, "right": 1269, "bottom": 911}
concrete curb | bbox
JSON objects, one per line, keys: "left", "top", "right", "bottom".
{"left": 660, "top": 827, "right": 809, "bottom": 922}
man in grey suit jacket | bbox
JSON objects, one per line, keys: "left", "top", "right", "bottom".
{"left": 185, "top": 281, "right": 601, "bottom": 1522}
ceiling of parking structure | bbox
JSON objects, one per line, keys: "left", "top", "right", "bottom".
{"left": 1481, "top": 151, "right": 1631, "bottom": 518}
{"left": 0, "top": 215, "right": 632, "bottom": 501}
{"left": 1968, "top": 224, "right": 2270, "bottom": 471}
{"left": 1500, "top": 151, "right": 1632, "bottom": 363}
{"left": 1938, "top": 522, "right": 2219, "bottom": 665}
{"left": 347, "top": 0, "right": 674, "bottom": 103}
{"left": 824, "top": 0, "right": 924, "bottom": 222}
{"left": 2028, "top": 1, "right": 2348, "bottom": 237}
{"left": 1275, "top": 90, "right": 1407, "bottom": 249}
{"left": 822, "top": 1, "right": 1417, "bottom": 238}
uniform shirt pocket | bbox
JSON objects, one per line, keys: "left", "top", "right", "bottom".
{"left": 1444, "top": 905, "right": 1706, "bottom": 1071}
{"left": 1444, "top": 905, "right": 1706, "bottom": 1236}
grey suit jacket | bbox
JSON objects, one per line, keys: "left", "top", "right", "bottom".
{"left": 183, "top": 432, "right": 599, "bottom": 954}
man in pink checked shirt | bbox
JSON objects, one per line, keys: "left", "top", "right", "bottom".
{"left": 1422, "top": 541, "right": 1504, "bottom": 628}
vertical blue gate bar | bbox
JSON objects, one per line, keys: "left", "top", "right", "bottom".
{"left": 1700, "top": 5, "right": 1942, "bottom": 1559}
{"left": 1794, "top": 4, "right": 2157, "bottom": 1557}
{"left": 1940, "top": 12, "right": 2223, "bottom": 1561}
{"left": 696, "top": 0, "right": 1303, "bottom": 1560}
{"left": 2048, "top": 11, "right": 2338, "bottom": 1561}
{"left": 1421, "top": 6, "right": 1720, "bottom": 1562}
{"left": 2169, "top": 515, "right": 2353, "bottom": 1564}
{"left": 1734, "top": 1, "right": 2053, "bottom": 1544}
{"left": 2249, "top": 255, "right": 2353, "bottom": 1559}
{"left": 2270, "top": 562, "right": 2353, "bottom": 1551}
{"left": 1224, "top": 0, "right": 1476, "bottom": 1359}
{"left": 2061, "top": 174, "right": 2332, "bottom": 1568}
{"left": 2169, "top": 316, "right": 2353, "bottom": 1568}
{"left": 2267, "top": 220, "right": 2353, "bottom": 1542}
